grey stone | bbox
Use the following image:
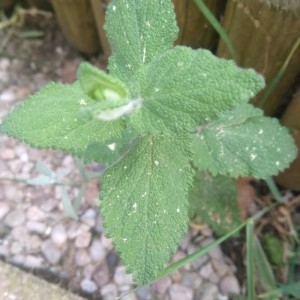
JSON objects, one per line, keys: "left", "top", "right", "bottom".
{"left": 10, "top": 254, "right": 26, "bottom": 265}
{"left": 135, "top": 286, "right": 153, "bottom": 300}
{"left": 4, "top": 210, "right": 25, "bottom": 227}
{"left": 40, "top": 200, "right": 58, "bottom": 212}
{"left": 93, "top": 263, "right": 110, "bottom": 287}
{"left": 75, "top": 249, "right": 91, "bottom": 267}
{"left": 26, "top": 220, "right": 47, "bottom": 235}
{"left": 80, "top": 278, "right": 98, "bottom": 294}
{"left": 101, "top": 283, "right": 118, "bottom": 300}
{"left": 153, "top": 276, "right": 172, "bottom": 294}
{"left": 10, "top": 241, "right": 23, "bottom": 255}
{"left": 11, "top": 226, "right": 30, "bottom": 245}
{"left": 114, "top": 266, "right": 133, "bottom": 285}
{"left": 83, "top": 263, "right": 95, "bottom": 279}
{"left": 81, "top": 208, "right": 97, "bottom": 227}
{"left": 199, "top": 262, "right": 213, "bottom": 279}
{"left": 51, "top": 224, "right": 67, "bottom": 247}
{"left": 25, "top": 234, "right": 42, "bottom": 253}
{"left": 182, "top": 272, "right": 203, "bottom": 289}
{"left": 195, "top": 283, "right": 219, "bottom": 300}
{"left": 220, "top": 274, "right": 240, "bottom": 295}
{"left": 26, "top": 206, "right": 47, "bottom": 221}
{"left": 75, "top": 229, "right": 92, "bottom": 248}
{"left": 0, "top": 244, "right": 9, "bottom": 257}
{"left": 24, "top": 255, "right": 44, "bottom": 269}
{"left": 89, "top": 239, "right": 106, "bottom": 263}
{"left": 101, "top": 234, "right": 113, "bottom": 250}
{"left": 0, "top": 89, "right": 15, "bottom": 102}
{"left": 170, "top": 269, "right": 183, "bottom": 283}
{"left": 0, "top": 223, "right": 10, "bottom": 239}
{"left": 169, "top": 284, "right": 194, "bottom": 300}
{"left": 41, "top": 240, "right": 62, "bottom": 265}
{"left": 0, "top": 203, "right": 10, "bottom": 221}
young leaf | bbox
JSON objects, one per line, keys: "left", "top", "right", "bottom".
{"left": 192, "top": 104, "right": 297, "bottom": 179}
{"left": 105, "top": 0, "right": 178, "bottom": 88}
{"left": 129, "top": 47, "right": 265, "bottom": 134}
{"left": 78, "top": 62, "right": 129, "bottom": 102}
{"left": 188, "top": 171, "right": 240, "bottom": 235}
{"left": 100, "top": 134, "right": 193, "bottom": 285}
{"left": 0, "top": 81, "right": 125, "bottom": 158}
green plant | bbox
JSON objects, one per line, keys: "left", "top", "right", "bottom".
{"left": 0, "top": 0, "right": 297, "bottom": 286}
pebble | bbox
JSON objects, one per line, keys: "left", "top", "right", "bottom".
{"left": 195, "top": 283, "right": 219, "bottom": 300}
{"left": 135, "top": 286, "right": 153, "bottom": 300}
{"left": 0, "top": 89, "right": 15, "bottom": 102}
{"left": 80, "top": 278, "right": 98, "bottom": 294}
{"left": 26, "top": 220, "right": 47, "bottom": 235}
{"left": 0, "top": 244, "right": 9, "bottom": 257}
{"left": 154, "top": 276, "right": 172, "bottom": 294}
{"left": 182, "top": 272, "right": 203, "bottom": 289}
{"left": 75, "top": 229, "right": 92, "bottom": 248}
{"left": 169, "top": 284, "right": 194, "bottom": 300}
{"left": 10, "top": 241, "right": 23, "bottom": 255}
{"left": 75, "top": 249, "right": 91, "bottom": 267}
{"left": 101, "top": 283, "right": 118, "bottom": 300}
{"left": 51, "top": 225, "right": 67, "bottom": 247}
{"left": 199, "top": 262, "right": 213, "bottom": 279}
{"left": 4, "top": 210, "right": 26, "bottom": 227}
{"left": 83, "top": 264, "right": 95, "bottom": 279}
{"left": 0, "top": 149, "right": 15, "bottom": 160}
{"left": 11, "top": 227, "right": 30, "bottom": 245}
{"left": 93, "top": 263, "right": 110, "bottom": 287}
{"left": 81, "top": 208, "right": 97, "bottom": 227}
{"left": 211, "top": 259, "right": 230, "bottom": 277}
{"left": 219, "top": 274, "right": 241, "bottom": 295}
{"left": 114, "top": 266, "right": 133, "bottom": 285}
{"left": 41, "top": 240, "right": 62, "bottom": 265}
{"left": 23, "top": 255, "right": 44, "bottom": 269}
{"left": 26, "top": 206, "right": 47, "bottom": 221}
{"left": 89, "top": 238, "right": 106, "bottom": 262}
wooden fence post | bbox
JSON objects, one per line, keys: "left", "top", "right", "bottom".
{"left": 276, "top": 90, "right": 300, "bottom": 190}
{"left": 217, "top": 0, "right": 300, "bottom": 116}
{"left": 50, "top": 0, "right": 101, "bottom": 55}
{"left": 173, "top": 0, "right": 226, "bottom": 49}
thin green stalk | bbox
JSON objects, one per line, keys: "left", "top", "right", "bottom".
{"left": 258, "top": 36, "right": 300, "bottom": 108}
{"left": 265, "top": 177, "right": 283, "bottom": 203}
{"left": 193, "top": 0, "right": 236, "bottom": 60}
{"left": 246, "top": 220, "right": 256, "bottom": 300}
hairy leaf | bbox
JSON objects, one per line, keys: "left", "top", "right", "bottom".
{"left": 0, "top": 82, "right": 125, "bottom": 158}
{"left": 101, "top": 134, "right": 193, "bottom": 284}
{"left": 105, "top": 0, "right": 178, "bottom": 91}
{"left": 130, "top": 47, "right": 265, "bottom": 134}
{"left": 192, "top": 104, "right": 297, "bottom": 178}
{"left": 188, "top": 171, "right": 240, "bottom": 235}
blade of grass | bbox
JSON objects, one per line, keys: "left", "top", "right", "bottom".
{"left": 61, "top": 187, "right": 78, "bottom": 219}
{"left": 246, "top": 220, "right": 256, "bottom": 300}
{"left": 254, "top": 236, "right": 277, "bottom": 293}
{"left": 193, "top": 0, "right": 236, "bottom": 60}
{"left": 258, "top": 36, "right": 300, "bottom": 109}
{"left": 265, "top": 177, "right": 283, "bottom": 203}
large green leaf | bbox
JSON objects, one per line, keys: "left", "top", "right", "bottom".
{"left": 0, "top": 82, "right": 125, "bottom": 158}
{"left": 192, "top": 104, "right": 297, "bottom": 179}
{"left": 188, "top": 170, "right": 240, "bottom": 235}
{"left": 100, "top": 134, "right": 193, "bottom": 285}
{"left": 129, "top": 47, "right": 265, "bottom": 134}
{"left": 105, "top": 0, "right": 178, "bottom": 91}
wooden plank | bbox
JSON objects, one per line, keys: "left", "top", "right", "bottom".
{"left": 173, "top": 0, "right": 226, "bottom": 49}
{"left": 50, "top": 0, "right": 100, "bottom": 55}
{"left": 275, "top": 89, "right": 300, "bottom": 190}
{"left": 217, "top": 0, "right": 300, "bottom": 115}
